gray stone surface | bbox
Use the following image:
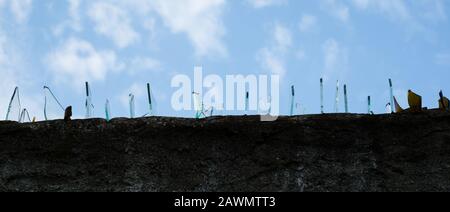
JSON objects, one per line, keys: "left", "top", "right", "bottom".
{"left": 0, "top": 111, "right": 449, "bottom": 192}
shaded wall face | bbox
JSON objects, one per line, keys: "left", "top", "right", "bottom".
{"left": 0, "top": 112, "right": 449, "bottom": 192}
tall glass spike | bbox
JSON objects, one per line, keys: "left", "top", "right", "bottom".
{"left": 85, "top": 82, "right": 94, "bottom": 118}
{"left": 44, "top": 86, "right": 65, "bottom": 121}
{"left": 19, "top": 109, "right": 31, "bottom": 123}
{"left": 320, "top": 78, "right": 324, "bottom": 114}
{"left": 245, "top": 91, "right": 249, "bottom": 114}
{"left": 6, "top": 87, "right": 21, "bottom": 121}
{"left": 105, "top": 99, "right": 111, "bottom": 122}
{"left": 147, "top": 83, "right": 153, "bottom": 116}
{"left": 335, "top": 81, "right": 340, "bottom": 113}
{"left": 389, "top": 79, "right": 394, "bottom": 113}
{"left": 129, "top": 94, "right": 135, "bottom": 118}
{"left": 344, "top": 85, "right": 348, "bottom": 113}
{"left": 193, "top": 92, "right": 203, "bottom": 119}
{"left": 290, "top": 86, "right": 295, "bottom": 116}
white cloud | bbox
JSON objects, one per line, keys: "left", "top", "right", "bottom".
{"left": 246, "top": 0, "right": 287, "bottom": 8}
{"left": 46, "top": 38, "right": 123, "bottom": 87}
{"left": 68, "top": 0, "right": 82, "bottom": 31}
{"left": 10, "top": 0, "right": 33, "bottom": 23}
{"left": 349, "top": 0, "right": 450, "bottom": 39}
{"left": 0, "top": 32, "right": 19, "bottom": 119}
{"left": 53, "top": 0, "right": 83, "bottom": 36}
{"left": 128, "top": 57, "right": 161, "bottom": 75}
{"left": 0, "top": 0, "right": 33, "bottom": 23}
{"left": 52, "top": 0, "right": 227, "bottom": 57}
{"left": 321, "top": 0, "right": 350, "bottom": 23}
{"left": 351, "top": 0, "right": 411, "bottom": 21}
{"left": 322, "top": 38, "right": 348, "bottom": 80}
{"left": 257, "top": 23, "right": 292, "bottom": 77}
{"left": 149, "top": 0, "right": 227, "bottom": 57}
{"left": 88, "top": 1, "right": 140, "bottom": 48}
{"left": 273, "top": 23, "right": 292, "bottom": 51}
{"left": 0, "top": 29, "right": 44, "bottom": 121}
{"left": 299, "top": 14, "right": 317, "bottom": 32}
{"left": 258, "top": 48, "right": 286, "bottom": 76}
{"left": 419, "top": 0, "right": 447, "bottom": 22}
{"left": 350, "top": 0, "right": 448, "bottom": 27}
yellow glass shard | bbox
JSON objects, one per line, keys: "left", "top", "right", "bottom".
{"left": 394, "top": 96, "right": 403, "bottom": 113}
{"left": 408, "top": 90, "right": 422, "bottom": 112}
{"left": 439, "top": 97, "right": 449, "bottom": 110}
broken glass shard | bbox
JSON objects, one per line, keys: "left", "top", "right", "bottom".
{"left": 85, "top": 82, "right": 94, "bottom": 118}
{"left": 129, "top": 94, "right": 135, "bottom": 118}
{"left": 344, "top": 85, "right": 348, "bottom": 113}
{"left": 105, "top": 99, "right": 111, "bottom": 122}
{"left": 19, "top": 109, "right": 31, "bottom": 123}
{"left": 335, "top": 81, "right": 339, "bottom": 113}
{"left": 5, "top": 87, "right": 21, "bottom": 121}
{"left": 320, "top": 78, "right": 324, "bottom": 114}
{"left": 44, "top": 86, "right": 65, "bottom": 121}
{"left": 290, "top": 86, "right": 295, "bottom": 116}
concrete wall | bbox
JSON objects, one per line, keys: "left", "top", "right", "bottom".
{"left": 0, "top": 111, "right": 449, "bottom": 192}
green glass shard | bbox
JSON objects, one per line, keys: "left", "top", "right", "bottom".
{"left": 192, "top": 92, "right": 204, "bottom": 119}
{"left": 5, "top": 87, "right": 21, "bottom": 121}
{"left": 85, "top": 82, "right": 94, "bottom": 118}
{"left": 105, "top": 99, "right": 111, "bottom": 122}
{"left": 147, "top": 83, "right": 153, "bottom": 116}
{"left": 44, "top": 86, "right": 65, "bottom": 121}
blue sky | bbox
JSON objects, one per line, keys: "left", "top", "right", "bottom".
{"left": 0, "top": 0, "right": 449, "bottom": 120}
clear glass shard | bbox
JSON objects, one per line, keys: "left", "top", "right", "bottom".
{"left": 19, "top": 109, "right": 31, "bottom": 123}
{"left": 386, "top": 103, "right": 392, "bottom": 113}
{"left": 129, "top": 94, "right": 135, "bottom": 118}
{"left": 147, "top": 83, "right": 153, "bottom": 116}
{"left": 320, "top": 78, "right": 324, "bottom": 114}
{"left": 245, "top": 91, "right": 249, "bottom": 114}
{"left": 389, "top": 79, "right": 394, "bottom": 113}
{"left": 44, "top": 86, "right": 65, "bottom": 121}
{"left": 290, "top": 86, "right": 295, "bottom": 116}
{"left": 5, "top": 87, "right": 21, "bottom": 121}
{"left": 335, "top": 80, "right": 340, "bottom": 113}
{"left": 344, "top": 85, "right": 348, "bottom": 113}
{"left": 192, "top": 92, "right": 204, "bottom": 119}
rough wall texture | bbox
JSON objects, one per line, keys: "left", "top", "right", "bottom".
{"left": 0, "top": 111, "right": 449, "bottom": 192}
